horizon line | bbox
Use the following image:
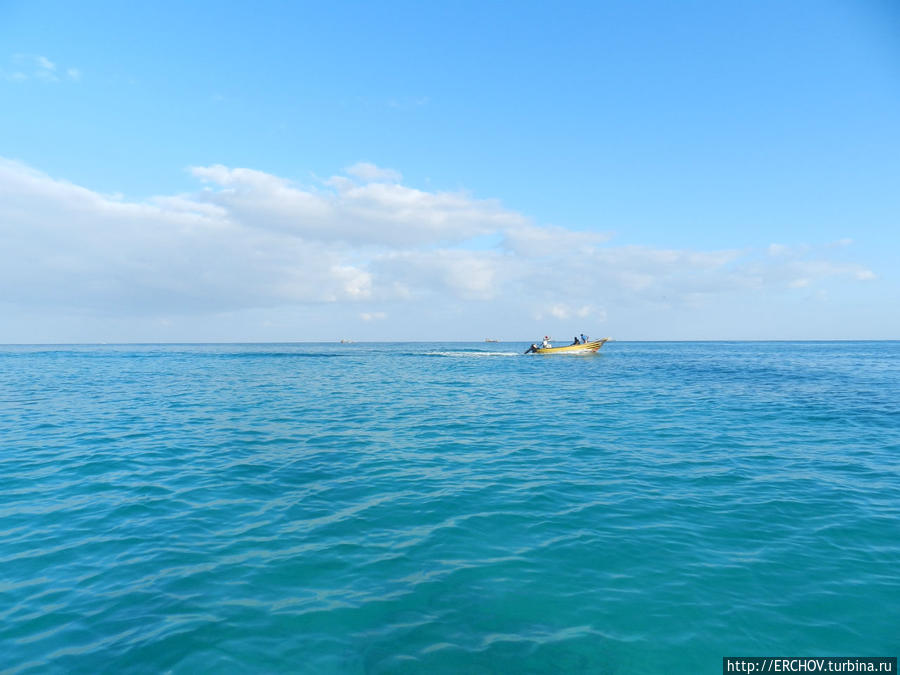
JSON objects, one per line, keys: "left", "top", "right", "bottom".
{"left": 1, "top": 339, "right": 898, "bottom": 346}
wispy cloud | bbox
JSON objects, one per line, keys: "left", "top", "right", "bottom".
{"left": 3, "top": 54, "right": 81, "bottom": 82}
{"left": 345, "top": 162, "right": 402, "bottom": 184}
{"left": 35, "top": 55, "right": 55, "bottom": 72}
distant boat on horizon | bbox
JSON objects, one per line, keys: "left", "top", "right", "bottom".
{"left": 484, "top": 338, "right": 499, "bottom": 342}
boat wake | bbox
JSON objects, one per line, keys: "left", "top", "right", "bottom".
{"left": 424, "top": 350, "right": 521, "bottom": 358}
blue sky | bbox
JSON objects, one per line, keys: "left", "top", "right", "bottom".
{"left": 1, "top": 0, "right": 898, "bottom": 341}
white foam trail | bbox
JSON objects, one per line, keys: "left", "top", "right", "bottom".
{"left": 425, "top": 351, "right": 521, "bottom": 357}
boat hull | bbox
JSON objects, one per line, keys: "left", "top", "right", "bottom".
{"left": 533, "top": 338, "right": 608, "bottom": 354}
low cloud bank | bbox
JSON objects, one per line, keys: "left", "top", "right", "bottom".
{"left": 0, "top": 158, "right": 877, "bottom": 340}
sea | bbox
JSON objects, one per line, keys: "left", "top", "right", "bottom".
{"left": 1, "top": 341, "right": 898, "bottom": 674}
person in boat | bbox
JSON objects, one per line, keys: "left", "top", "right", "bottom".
{"left": 524, "top": 343, "right": 538, "bottom": 354}
{"left": 542, "top": 336, "right": 551, "bottom": 348}
{"left": 580, "top": 333, "right": 587, "bottom": 344}
{"left": 572, "top": 336, "right": 580, "bottom": 345}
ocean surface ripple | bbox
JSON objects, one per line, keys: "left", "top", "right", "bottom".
{"left": 1, "top": 341, "right": 898, "bottom": 673}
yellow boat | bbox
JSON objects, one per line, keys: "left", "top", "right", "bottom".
{"left": 530, "top": 338, "right": 610, "bottom": 354}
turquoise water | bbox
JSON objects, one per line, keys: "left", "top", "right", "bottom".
{"left": 1, "top": 341, "right": 898, "bottom": 673}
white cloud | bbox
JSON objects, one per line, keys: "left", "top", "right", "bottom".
{"left": 503, "top": 224, "right": 612, "bottom": 257}
{"left": 0, "top": 157, "right": 884, "bottom": 340}
{"left": 546, "top": 304, "right": 594, "bottom": 320}
{"left": 371, "top": 249, "right": 503, "bottom": 300}
{"left": 0, "top": 160, "right": 370, "bottom": 312}
{"left": 189, "top": 163, "right": 525, "bottom": 247}
{"left": 345, "top": 162, "right": 402, "bottom": 183}
{"left": 35, "top": 56, "right": 56, "bottom": 71}
{"left": 4, "top": 54, "right": 79, "bottom": 83}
